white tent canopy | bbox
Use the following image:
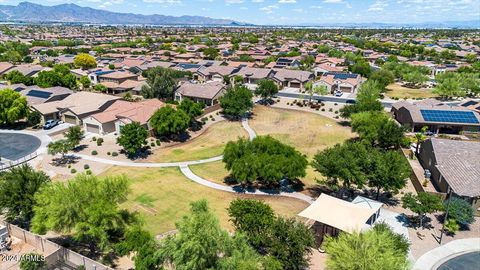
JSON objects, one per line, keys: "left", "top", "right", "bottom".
{"left": 298, "top": 194, "right": 382, "bottom": 233}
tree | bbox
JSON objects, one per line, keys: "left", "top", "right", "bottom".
{"left": 0, "top": 88, "right": 28, "bottom": 125}
{"left": 339, "top": 80, "right": 383, "bottom": 118}
{"left": 402, "top": 192, "right": 444, "bottom": 228}
{"left": 465, "top": 53, "right": 477, "bottom": 63}
{"left": 65, "top": 126, "right": 84, "bottom": 150}
{"left": 433, "top": 77, "right": 465, "bottom": 99}
{"left": 323, "top": 223, "right": 409, "bottom": 270}
{"left": 31, "top": 174, "right": 134, "bottom": 255}
{"left": 95, "top": 83, "right": 107, "bottom": 92}
{"left": 203, "top": 47, "right": 219, "bottom": 60}
{"left": 223, "top": 136, "right": 308, "bottom": 186}
{"left": 27, "top": 110, "right": 41, "bottom": 127}
{"left": 312, "top": 142, "right": 369, "bottom": 193}
{"left": 156, "top": 199, "right": 229, "bottom": 270}
{"left": 35, "top": 70, "right": 62, "bottom": 88}
{"left": 351, "top": 111, "right": 404, "bottom": 149}
{"left": 178, "top": 98, "right": 204, "bottom": 119}
{"left": 116, "top": 226, "right": 161, "bottom": 270}
{"left": 79, "top": 76, "right": 91, "bottom": 89}
{"left": 117, "top": 122, "right": 148, "bottom": 157}
{"left": 74, "top": 53, "right": 97, "bottom": 70}
{"left": 403, "top": 71, "right": 428, "bottom": 86}
{"left": 445, "top": 197, "right": 475, "bottom": 225}
{"left": 349, "top": 59, "right": 372, "bottom": 77}
{"left": 255, "top": 79, "right": 279, "bottom": 100}
{"left": 150, "top": 106, "right": 190, "bottom": 137}
{"left": 219, "top": 85, "right": 254, "bottom": 119}
{"left": 5, "top": 70, "right": 34, "bottom": 85}
{"left": 370, "top": 69, "right": 395, "bottom": 90}
{"left": 19, "top": 253, "right": 47, "bottom": 270}
{"left": 368, "top": 150, "right": 410, "bottom": 199}
{"left": 227, "top": 199, "right": 276, "bottom": 248}
{"left": 0, "top": 165, "right": 50, "bottom": 228}
{"left": 414, "top": 126, "right": 428, "bottom": 154}
{"left": 47, "top": 139, "right": 73, "bottom": 161}
{"left": 269, "top": 217, "right": 315, "bottom": 270}
{"left": 141, "top": 67, "right": 190, "bottom": 99}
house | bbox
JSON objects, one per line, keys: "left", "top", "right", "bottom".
{"left": 31, "top": 92, "right": 120, "bottom": 125}
{"left": 195, "top": 66, "right": 239, "bottom": 82}
{"left": 418, "top": 138, "right": 480, "bottom": 214}
{"left": 6, "top": 64, "right": 46, "bottom": 77}
{"left": 0, "top": 84, "right": 72, "bottom": 105}
{"left": 272, "top": 69, "right": 314, "bottom": 90}
{"left": 175, "top": 81, "right": 226, "bottom": 106}
{"left": 0, "top": 62, "right": 14, "bottom": 76}
{"left": 83, "top": 99, "right": 165, "bottom": 135}
{"left": 313, "top": 72, "right": 363, "bottom": 94}
{"left": 232, "top": 67, "right": 275, "bottom": 86}
{"left": 95, "top": 70, "right": 142, "bottom": 95}
{"left": 273, "top": 57, "right": 301, "bottom": 69}
{"left": 130, "top": 61, "right": 176, "bottom": 74}
{"left": 313, "top": 63, "right": 344, "bottom": 77}
{"left": 391, "top": 99, "right": 480, "bottom": 134}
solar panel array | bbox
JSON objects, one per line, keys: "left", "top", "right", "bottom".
{"left": 461, "top": 100, "right": 478, "bottom": 107}
{"left": 420, "top": 109, "right": 479, "bottom": 124}
{"left": 325, "top": 72, "right": 359, "bottom": 80}
{"left": 27, "top": 90, "right": 52, "bottom": 99}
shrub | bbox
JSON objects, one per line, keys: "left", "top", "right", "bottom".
{"left": 444, "top": 219, "right": 460, "bottom": 234}
{"left": 150, "top": 142, "right": 155, "bottom": 147}
{"left": 156, "top": 139, "right": 161, "bottom": 146}
{"left": 70, "top": 168, "right": 77, "bottom": 174}
{"left": 329, "top": 108, "right": 333, "bottom": 112}
{"left": 91, "top": 150, "right": 98, "bottom": 155}
{"left": 112, "top": 152, "right": 118, "bottom": 157}
{"left": 445, "top": 197, "right": 475, "bottom": 225}
{"left": 85, "top": 169, "right": 92, "bottom": 175}
{"left": 334, "top": 111, "right": 338, "bottom": 114}
{"left": 96, "top": 138, "right": 104, "bottom": 146}
{"left": 92, "top": 137, "right": 97, "bottom": 141}
{"left": 321, "top": 108, "right": 325, "bottom": 111}
{"left": 334, "top": 103, "right": 338, "bottom": 105}
{"left": 68, "top": 164, "right": 71, "bottom": 169}
{"left": 83, "top": 164, "right": 90, "bottom": 170}
{"left": 107, "top": 152, "right": 111, "bottom": 155}
{"left": 201, "top": 117, "right": 208, "bottom": 122}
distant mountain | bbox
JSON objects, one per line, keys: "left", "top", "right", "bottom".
{"left": 0, "top": 2, "right": 247, "bottom": 25}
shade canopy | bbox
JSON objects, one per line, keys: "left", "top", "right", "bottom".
{"left": 298, "top": 194, "right": 381, "bottom": 233}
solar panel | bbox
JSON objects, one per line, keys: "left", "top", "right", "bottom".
{"left": 461, "top": 101, "right": 478, "bottom": 107}
{"left": 328, "top": 73, "right": 358, "bottom": 80}
{"left": 420, "top": 110, "right": 479, "bottom": 124}
{"left": 27, "top": 90, "right": 52, "bottom": 99}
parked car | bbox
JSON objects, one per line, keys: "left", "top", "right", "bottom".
{"left": 43, "top": 119, "right": 59, "bottom": 130}
{"left": 334, "top": 91, "right": 343, "bottom": 97}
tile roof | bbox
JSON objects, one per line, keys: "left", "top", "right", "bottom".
{"left": 32, "top": 92, "right": 120, "bottom": 116}
{"left": 90, "top": 99, "right": 165, "bottom": 124}
{"left": 429, "top": 138, "right": 480, "bottom": 197}
{"left": 176, "top": 81, "right": 226, "bottom": 100}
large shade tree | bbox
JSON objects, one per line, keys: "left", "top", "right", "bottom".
{"left": 31, "top": 174, "right": 136, "bottom": 255}
{"left": 223, "top": 136, "right": 308, "bottom": 186}
{"left": 117, "top": 122, "right": 148, "bottom": 157}
{"left": 323, "top": 223, "right": 409, "bottom": 270}
{"left": 339, "top": 80, "right": 383, "bottom": 118}
{"left": 150, "top": 105, "right": 190, "bottom": 137}
{"left": 0, "top": 165, "right": 50, "bottom": 228}
{"left": 0, "top": 88, "right": 28, "bottom": 125}
{"left": 351, "top": 111, "right": 405, "bottom": 149}
{"left": 255, "top": 79, "right": 279, "bottom": 100}
{"left": 219, "top": 85, "right": 254, "bottom": 119}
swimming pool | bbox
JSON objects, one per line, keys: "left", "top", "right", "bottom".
{"left": 437, "top": 251, "right": 480, "bottom": 270}
{"left": 0, "top": 133, "right": 41, "bottom": 161}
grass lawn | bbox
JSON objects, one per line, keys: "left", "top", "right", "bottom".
{"left": 148, "top": 121, "right": 248, "bottom": 162}
{"left": 191, "top": 106, "right": 351, "bottom": 193}
{"left": 250, "top": 106, "right": 354, "bottom": 158}
{"left": 100, "top": 166, "right": 309, "bottom": 235}
{"left": 385, "top": 83, "right": 438, "bottom": 99}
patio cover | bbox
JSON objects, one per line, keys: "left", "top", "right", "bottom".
{"left": 298, "top": 194, "right": 378, "bottom": 233}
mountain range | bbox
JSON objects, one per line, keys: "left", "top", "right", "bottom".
{"left": 0, "top": 2, "right": 242, "bottom": 25}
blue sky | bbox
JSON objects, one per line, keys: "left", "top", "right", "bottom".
{"left": 4, "top": 0, "right": 480, "bottom": 25}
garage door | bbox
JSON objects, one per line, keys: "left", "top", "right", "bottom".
{"left": 290, "top": 82, "right": 301, "bottom": 88}
{"left": 86, "top": 123, "right": 100, "bottom": 134}
{"left": 64, "top": 115, "right": 77, "bottom": 124}
{"left": 340, "top": 86, "right": 352, "bottom": 93}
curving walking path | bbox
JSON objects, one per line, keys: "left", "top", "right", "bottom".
{"left": 70, "top": 117, "right": 315, "bottom": 204}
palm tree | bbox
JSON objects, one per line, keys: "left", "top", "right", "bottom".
{"left": 414, "top": 126, "right": 428, "bottom": 155}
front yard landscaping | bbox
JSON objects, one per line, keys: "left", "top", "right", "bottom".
{"left": 385, "top": 83, "right": 438, "bottom": 99}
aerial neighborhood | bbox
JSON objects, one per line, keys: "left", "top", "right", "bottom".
{"left": 0, "top": 1, "right": 479, "bottom": 270}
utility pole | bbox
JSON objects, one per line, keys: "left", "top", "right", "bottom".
{"left": 439, "top": 186, "right": 452, "bottom": 245}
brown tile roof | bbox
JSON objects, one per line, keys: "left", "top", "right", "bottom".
{"left": 91, "top": 99, "right": 165, "bottom": 124}
{"left": 32, "top": 92, "right": 120, "bottom": 116}
{"left": 429, "top": 138, "right": 480, "bottom": 197}
{"left": 176, "top": 81, "right": 226, "bottom": 100}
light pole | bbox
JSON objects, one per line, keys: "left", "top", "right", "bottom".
{"left": 439, "top": 186, "right": 452, "bottom": 245}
